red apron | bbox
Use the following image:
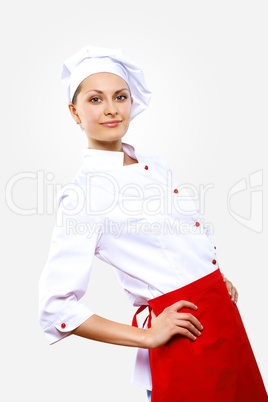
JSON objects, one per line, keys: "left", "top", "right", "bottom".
{"left": 133, "top": 269, "right": 268, "bottom": 401}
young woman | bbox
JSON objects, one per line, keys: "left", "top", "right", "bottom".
{"left": 39, "top": 46, "right": 267, "bottom": 401}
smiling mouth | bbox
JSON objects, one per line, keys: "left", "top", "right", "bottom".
{"left": 100, "top": 120, "right": 122, "bottom": 127}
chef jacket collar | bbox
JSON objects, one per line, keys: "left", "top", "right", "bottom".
{"left": 82, "top": 142, "right": 143, "bottom": 171}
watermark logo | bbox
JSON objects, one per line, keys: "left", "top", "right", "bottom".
{"left": 227, "top": 170, "right": 263, "bottom": 233}
{"left": 6, "top": 169, "right": 263, "bottom": 234}
{"left": 63, "top": 217, "right": 213, "bottom": 239}
{"left": 5, "top": 170, "right": 213, "bottom": 218}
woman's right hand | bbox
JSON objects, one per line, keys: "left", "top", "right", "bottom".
{"left": 146, "top": 300, "right": 203, "bottom": 349}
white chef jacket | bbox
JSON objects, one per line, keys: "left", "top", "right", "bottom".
{"left": 39, "top": 141, "right": 218, "bottom": 390}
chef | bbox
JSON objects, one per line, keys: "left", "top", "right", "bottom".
{"left": 39, "top": 46, "right": 267, "bottom": 401}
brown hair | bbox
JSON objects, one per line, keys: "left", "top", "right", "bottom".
{"left": 71, "top": 82, "right": 83, "bottom": 104}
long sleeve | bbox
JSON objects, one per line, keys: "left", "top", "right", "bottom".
{"left": 38, "top": 188, "right": 103, "bottom": 344}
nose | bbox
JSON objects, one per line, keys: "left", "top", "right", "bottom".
{"left": 104, "top": 99, "right": 118, "bottom": 116}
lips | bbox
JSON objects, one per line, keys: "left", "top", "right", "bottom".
{"left": 100, "top": 120, "right": 122, "bottom": 127}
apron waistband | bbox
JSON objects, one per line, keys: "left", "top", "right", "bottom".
{"left": 149, "top": 268, "right": 222, "bottom": 316}
{"left": 132, "top": 269, "right": 222, "bottom": 326}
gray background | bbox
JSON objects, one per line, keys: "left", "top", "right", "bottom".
{"left": 2, "top": 0, "right": 267, "bottom": 400}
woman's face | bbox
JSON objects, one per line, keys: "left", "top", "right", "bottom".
{"left": 69, "top": 72, "right": 133, "bottom": 146}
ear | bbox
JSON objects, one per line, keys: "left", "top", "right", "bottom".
{"left": 131, "top": 97, "right": 134, "bottom": 105}
{"left": 68, "top": 103, "right": 81, "bottom": 124}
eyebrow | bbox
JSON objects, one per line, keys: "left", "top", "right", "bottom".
{"left": 84, "top": 88, "right": 130, "bottom": 95}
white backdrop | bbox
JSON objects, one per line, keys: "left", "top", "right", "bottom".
{"left": 2, "top": 1, "right": 267, "bottom": 400}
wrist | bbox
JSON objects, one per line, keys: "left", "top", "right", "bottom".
{"left": 139, "top": 328, "right": 154, "bottom": 349}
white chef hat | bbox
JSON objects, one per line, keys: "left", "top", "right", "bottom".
{"left": 61, "top": 45, "right": 152, "bottom": 121}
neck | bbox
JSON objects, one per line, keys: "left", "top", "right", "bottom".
{"left": 87, "top": 138, "right": 123, "bottom": 152}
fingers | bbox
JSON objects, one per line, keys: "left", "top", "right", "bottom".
{"left": 176, "top": 319, "right": 202, "bottom": 338}
{"left": 167, "top": 300, "right": 203, "bottom": 329}
{"left": 169, "top": 300, "right": 198, "bottom": 312}
{"left": 229, "top": 284, "right": 238, "bottom": 304}
{"left": 178, "top": 312, "right": 203, "bottom": 330}
{"left": 223, "top": 276, "right": 239, "bottom": 305}
{"left": 161, "top": 302, "right": 203, "bottom": 342}
{"left": 175, "top": 326, "right": 199, "bottom": 342}
{"left": 233, "top": 287, "right": 238, "bottom": 304}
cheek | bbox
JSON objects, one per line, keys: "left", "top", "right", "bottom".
{"left": 82, "top": 107, "right": 101, "bottom": 124}
{"left": 121, "top": 102, "right": 132, "bottom": 119}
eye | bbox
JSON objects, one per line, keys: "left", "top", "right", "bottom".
{"left": 116, "top": 95, "right": 128, "bottom": 101}
{"left": 90, "top": 97, "right": 101, "bottom": 103}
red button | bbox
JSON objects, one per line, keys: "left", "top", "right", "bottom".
{"left": 144, "top": 165, "right": 149, "bottom": 170}
{"left": 195, "top": 222, "right": 200, "bottom": 227}
{"left": 214, "top": 246, "right": 216, "bottom": 249}
{"left": 174, "top": 189, "right": 178, "bottom": 194}
{"left": 61, "top": 323, "right": 66, "bottom": 329}
{"left": 212, "top": 259, "right": 217, "bottom": 265}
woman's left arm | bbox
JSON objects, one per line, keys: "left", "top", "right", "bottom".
{"left": 221, "top": 273, "right": 238, "bottom": 304}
